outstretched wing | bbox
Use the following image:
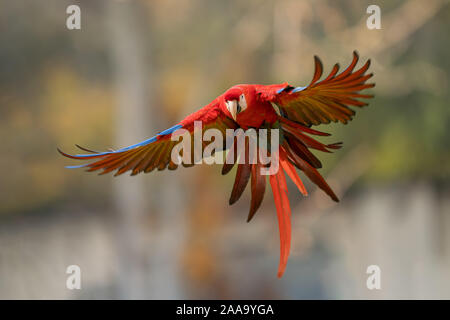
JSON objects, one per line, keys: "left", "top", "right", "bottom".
{"left": 58, "top": 100, "right": 238, "bottom": 176}
{"left": 261, "top": 51, "right": 374, "bottom": 126}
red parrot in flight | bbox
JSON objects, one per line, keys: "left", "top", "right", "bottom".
{"left": 59, "top": 51, "right": 374, "bottom": 277}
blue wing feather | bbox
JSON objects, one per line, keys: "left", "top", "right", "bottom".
{"left": 61, "top": 124, "right": 183, "bottom": 165}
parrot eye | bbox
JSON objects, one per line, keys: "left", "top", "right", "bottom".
{"left": 239, "top": 94, "right": 247, "bottom": 112}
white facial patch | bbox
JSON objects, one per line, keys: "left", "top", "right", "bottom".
{"left": 239, "top": 94, "right": 247, "bottom": 111}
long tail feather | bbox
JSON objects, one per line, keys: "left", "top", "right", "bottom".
{"left": 222, "top": 137, "right": 237, "bottom": 175}
{"left": 279, "top": 148, "right": 308, "bottom": 196}
{"left": 269, "top": 154, "right": 292, "bottom": 278}
{"left": 229, "top": 163, "right": 251, "bottom": 205}
{"left": 248, "top": 163, "right": 266, "bottom": 222}
{"left": 229, "top": 139, "right": 251, "bottom": 205}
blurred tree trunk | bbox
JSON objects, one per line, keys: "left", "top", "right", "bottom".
{"left": 106, "top": 0, "right": 150, "bottom": 299}
{"left": 105, "top": 0, "right": 184, "bottom": 299}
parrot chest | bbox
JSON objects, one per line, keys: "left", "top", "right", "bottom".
{"left": 236, "top": 102, "right": 278, "bottom": 129}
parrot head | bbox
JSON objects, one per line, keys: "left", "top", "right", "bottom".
{"left": 222, "top": 84, "right": 277, "bottom": 128}
{"left": 223, "top": 85, "right": 252, "bottom": 122}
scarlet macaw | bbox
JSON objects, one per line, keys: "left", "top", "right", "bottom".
{"left": 59, "top": 51, "right": 374, "bottom": 277}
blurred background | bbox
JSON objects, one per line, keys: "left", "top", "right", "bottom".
{"left": 0, "top": 0, "right": 449, "bottom": 299}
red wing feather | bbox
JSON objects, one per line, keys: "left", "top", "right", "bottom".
{"left": 283, "top": 141, "right": 339, "bottom": 202}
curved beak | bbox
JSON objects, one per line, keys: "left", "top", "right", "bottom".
{"left": 226, "top": 100, "right": 238, "bottom": 121}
